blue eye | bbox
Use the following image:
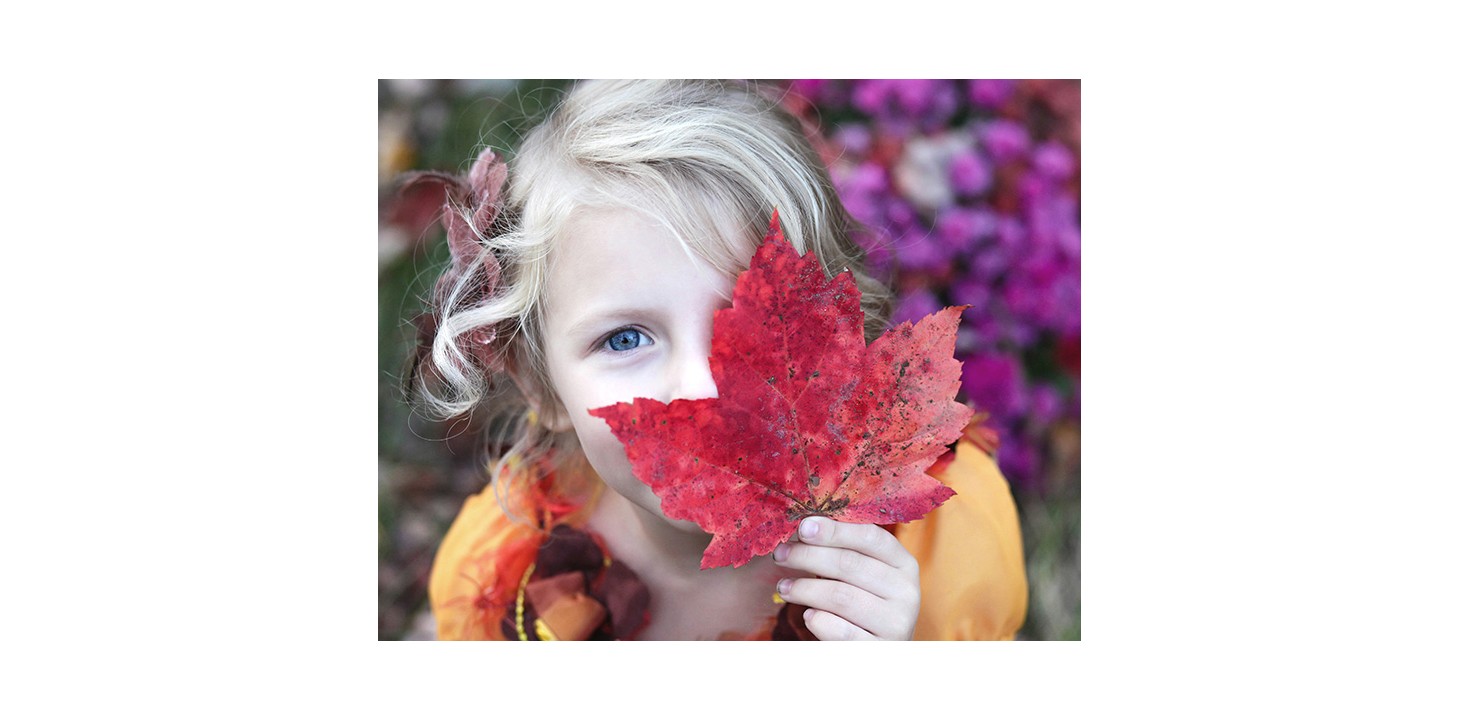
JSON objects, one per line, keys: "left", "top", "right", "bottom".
{"left": 603, "top": 327, "right": 650, "bottom": 352}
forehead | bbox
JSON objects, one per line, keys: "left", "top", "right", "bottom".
{"left": 543, "top": 206, "right": 736, "bottom": 317}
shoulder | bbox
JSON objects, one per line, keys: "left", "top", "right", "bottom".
{"left": 894, "top": 415, "right": 1029, "bottom": 640}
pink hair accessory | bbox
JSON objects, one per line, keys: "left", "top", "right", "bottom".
{"left": 398, "top": 148, "right": 510, "bottom": 372}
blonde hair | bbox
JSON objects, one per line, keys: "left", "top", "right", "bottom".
{"left": 411, "top": 80, "right": 892, "bottom": 506}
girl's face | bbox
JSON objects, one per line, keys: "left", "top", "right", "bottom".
{"left": 540, "top": 206, "right": 736, "bottom": 530}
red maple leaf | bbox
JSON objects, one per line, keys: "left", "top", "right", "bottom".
{"left": 588, "top": 212, "right": 973, "bottom": 568}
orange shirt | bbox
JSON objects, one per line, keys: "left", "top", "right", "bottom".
{"left": 428, "top": 428, "right": 1028, "bottom": 640}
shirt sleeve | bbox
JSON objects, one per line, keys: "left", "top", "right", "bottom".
{"left": 895, "top": 439, "right": 1029, "bottom": 640}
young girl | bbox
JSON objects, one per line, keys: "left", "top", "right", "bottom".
{"left": 407, "top": 79, "right": 1027, "bottom": 640}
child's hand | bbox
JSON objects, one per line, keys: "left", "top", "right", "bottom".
{"left": 772, "top": 516, "right": 919, "bottom": 640}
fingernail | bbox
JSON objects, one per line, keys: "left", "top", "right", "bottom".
{"left": 800, "top": 517, "right": 820, "bottom": 539}
{"left": 773, "top": 543, "right": 789, "bottom": 562}
{"left": 777, "top": 578, "right": 792, "bottom": 597}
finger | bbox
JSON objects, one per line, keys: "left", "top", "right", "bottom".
{"left": 795, "top": 517, "right": 915, "bottom": 570}
{"left": 774, "top": 542, "right": 904, "bottom": 601}
{"left": 802, "top": 607, "right": 875, "bottom": 641}
{"left": 779, "top": 577, "right": 897, "bottom": 639}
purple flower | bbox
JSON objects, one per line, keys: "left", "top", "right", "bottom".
{"left": 1003, "top": 318, "right": 1038, "bottom": 348}
{"left": 1059, "top": 225, "right": 1081, "bottom": 260}
{"left": 891, "top": 288, "right": 942, "bottom": 326}
{"left": 842, "top": 160, "right": 890, "bottom": 195}
{"left": 856, "top": 230, "right": 896, "bottom": 276}
{"left": 893, "top": 228, "right": 950, "bottom": 272}
{"left": 1019, "top": 173, "right": 1053, "bottom": 206}
{"left": 965, "top": 313, "right": 1003, "bottom": 350}
{"left": 955, "top": 326, "right": 979, "bottom": 355}
{"left": 996, "top": 213, "right": 1027, "bottom": 252}
{"left": 968, "top": 79, "right": 1016, "bottom": 109}
{"left": 1050, "top": 272, "right": 1081, "bottom": 335}
{"left": 834, "top": 161, "right": 891, "bottom": 228}
{"left": 885, "top": 197, "right": 917, "bottom": 227}
{"left": 789, "top": 79, "right": 829, "bottom": 104}
{"left": 834, "top": 123, "right": 873, "bottom": 156}
{"left": 951, "top": 276, "right": 992, "bottom": 311}
{"left": 995, "top": 433, "right": 1040, "bottom": 489}
{"left": 789, "top": 79, "right": 827, "bottom": 100}
{"left": 948, "top": 148, "right": 993, "bottom": 196}
{"left": 960, "top": 351, "right": 1028, "bottom": 421}
{"left": 1029, "top": 383, "right": 1064, "bottom": 426}
{"left": 980, "top": 119, "right": 1030, "bottom": 164}
{"left": 934, "top": 206, "right": 994, "bottom": 255}
{"left": 1048, "top": 192, "right": 1081, "bottom": 258}
{"left": 852, "top": 80, "right": 959, "bottom": 135}
{"left": 1001, "top": 275, "right": 1040, "bottom": 323}
{"left": 972, "top": 244, "right": 1009, "bottom": 282}
{"left": 1032, "top": 141, "right": 1077, "bottom": 181}
{"left": 852, "top": 80, "right": 893, "bottom": 115}
{"left": 1026, "top": 195, "right": 1063, "bottom": 251}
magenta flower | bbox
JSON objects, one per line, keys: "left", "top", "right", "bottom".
{"left": 892, "top": 227, "right": 949, "bottom": 272}
{"left": 968, "top": 79, "right": 1016, "bottom": 109}
{"left": 789, "top": 79, "right": 828, "bottom": 102}
{"left": 980, "top": 118, "right": 1030, "bottom": 163}
{"left": 1032, "top": 141, "right": 1077, "bottom": 181}
{"left": 960, "top": 352, "right": 1028, "bottom": 421}
{"left": 994, "top": 433, "right": 1039, "bottom": 489}
{"left": 948, "top": 148, "right": 993, "bottom": 196}
{"left": 934, "top": 206, "right": 995, "bottom": 256}
{"left": 951, "top": 276, "right": 991, "bottom": 308}
{"left": 996, "top": 213, "right": 1027, "bottom": 252}
{"left": 852, "top": 79, "right": 958, "bottom": 135}
{"left": 1029, "top": 383, "right": 1064, "bottom": 426}
{"left": 833, "top": 123, "right": 873, "bottom": 156}
{"left": 972, "top": 244, "right": 1009, "bottom": 282}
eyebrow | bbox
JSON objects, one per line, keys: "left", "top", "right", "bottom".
{"left": 564, "top": 306, "right": 666, "bottom": 339}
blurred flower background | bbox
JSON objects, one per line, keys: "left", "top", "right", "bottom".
{"left": 378, "top": 79, "right": 1080, "bottom": 640}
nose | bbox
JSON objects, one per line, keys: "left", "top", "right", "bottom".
{"left": 667, "top": 346, "right": 719, "bottom": 402}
